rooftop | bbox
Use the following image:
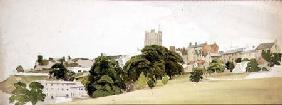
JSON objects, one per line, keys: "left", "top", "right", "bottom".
{"left": 256, "top": 43, "right": 274, "bottom": 50}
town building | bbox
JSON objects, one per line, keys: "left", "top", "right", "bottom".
{"left": 34, "top": 80, "right": 87, "bottom": 100}
{"left": 256, "top": 40, "right": 281, "bottom": 56}
{"left": 107, "top": 55, "right": 131, "bottom": 67}
{"left": 187, "top": 42, "right": 220, "bottom": 66}
{"left": 34, "top": 56, "right": 94, "bottom": 72}
{"left": 221, "top": 48, "right": 245, "bottom": 63}
{"left": 170, "top": 42, "right": 220, "bottom": 71}
{"left": 144, "top": 29, "right": 162, "bottom": 46}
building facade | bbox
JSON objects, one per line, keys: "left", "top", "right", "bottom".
{"left": 144, "top": 29, "right": 162, "bottom": 46}
{"left": 35, "top": 80, "right": 87, "bottom": 100}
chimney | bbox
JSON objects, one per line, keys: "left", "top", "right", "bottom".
{"left": 189, "top": 42, "right": 192, "bottom": 47}
{"left": 195, "top": 42, "right": 198, "bottom": 46}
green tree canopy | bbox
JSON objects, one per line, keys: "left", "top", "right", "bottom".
{"left": 225, "top": 61, "right": 235, "bottom": 72}
{"left": 49, "top": 63, "right": 75, "bottom": 81}
{"left": 9, "top": 82, "right": 46, "bottom": 105}
{"left": 262, "top": 50, "right": 282, "bottom": 67}
{"left": 246, "top": 59, "right": 261, "bottom": 72}
{"left": 124, "top": 45, "right": 184, "bottom": 83}
{"left": 208, "top": 60, "right": 225, "bottom": 73}
{"left": 85, "top": 56, "right": 125, "bottom": 98}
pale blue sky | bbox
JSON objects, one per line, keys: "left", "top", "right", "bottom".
{"left": 1, "top": 0, "right": 282, "bottom": 80}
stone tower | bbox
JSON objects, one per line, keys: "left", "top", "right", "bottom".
{"left": 144, "top": 29, "right": 162, "bottom": 46}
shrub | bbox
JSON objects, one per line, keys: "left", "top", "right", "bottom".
{"left": 189, "top": 69, "right": 203, "bottom": 82}
{"left": 135, "top": 72, "right": 148, "bottom": 89}
{"left": 235, "top": 58, "right": 242, "bottom": 63}
{"left": 207, "top": 61, "right": 225, "bottom": 73}
{"left": 225, "top": 61, "right": 235, "bottom": 72}
{"left": 162, "top": 75, "right": 169, "bottom": 85}
{"left": 261, "top": 67, "right": 269, "bottom": 71}
{"left": 246, "top": 59, "right": 261, "bottom": 72}
{"left": 147, "top": 78, "right": 156, "bottom": 89}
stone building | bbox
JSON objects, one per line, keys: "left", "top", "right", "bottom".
{"left": 144, "top": 29, "right": 162, "bottom": 46}
{"left": 187, "top": 42, "right": 220, "bottom": 65}
{"left": 169, "top": 42, "right": 220, "bottom": 69}
{"left": 256, "top": 40, "right": 281, "bottom": 55}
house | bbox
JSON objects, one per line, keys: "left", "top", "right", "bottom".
{"left": 255, "top": 40, "right": 281, "bottom": 64}
{"left": 70, "top": 58, "right": 94, "bottom": 68}
{"left": 34, "top": 80, "right": 87, "bottom": 100}
{"left": 221, "top": 48, "right": 245, "bottom": 63}
{"left": 67, "top": 67, "right": 91, "bottom": 73}
{"left": 256, "top": 40, "right": 281, "bottom": 56}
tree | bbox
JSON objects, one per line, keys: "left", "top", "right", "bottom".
{"left": 162, "top": 75, "right": 169, "bottom": 85}
{"left": 262, "top": 50, "right": 282, "bottom": 67}
{"left": 246, "top": 59, "right": 261, "bottom": 72}
{"left": 37, "top": 55, "right": 43, "bottom": 65}
{"left": 9, "top": 82, "right": 29, "bottom": 105}
{"left": 124, "top": 45, "right": 183, "bottom": 83}
{"left": 242, "top": 58, "right": 249, "bottom": 61}
{"left": 16, "top": 65, "right": 24, "bottom": 73}
{"left": 49, "top": 63, "right": 75, "bottom": 81}
{"left": 9, "top": 82, "right": 46, "bottom": 105}
{"left": 147, "top": 78, "right": 156, "bottom": 89}
{"left": 225, "top": 61, "right": 235, "bottom": 72}
{"left": 207, "top": 60, "right": 225, "bottom": 73}
{"left": 164, "top": 51, "right": 184, "bottom": 79}
{"left": 235, "top": 58, "right": 242, "bottom": 63}
{"left": 123, "top": 55, "right": 151, "bottom": 82}
{"left": 189, "top": 68, "right": 204, "bottom": 82}
{"left": 28, "top": 82, "right": 46, "bottom": 105}
{"left": 135, "top": 72, "right": 148, "bottom": 89}
{"left": 85, "top": 56, "right": 125, "bottom": 98}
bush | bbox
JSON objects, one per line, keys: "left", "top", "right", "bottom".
{"left": 225, "top": 61, "right": 235, "bottom": 72}
{"left": 147, "top": 78, "right": 156, "bottom": 89}
{"left": 135, "top": 72, "right": 148, "bottom": 89}
{"left": 235, "top": 58, "right": 242, "bottom": 63}
{"left": 261, "top": 67, "right": 269, "bottom": 71}
{"left": 207, "top": 61, "right": 225, "bottom": 73}
{"left": 162, "top": 75, "right": 169, "bottom": 85}
{"left": 189, "top": 69, "right": 203, "bottom": 82}
{"left": 242, "top": 58, "right": 249, "bottom": 61}
{"left": 246, "top": 59, "right": 261, "bottom": 72}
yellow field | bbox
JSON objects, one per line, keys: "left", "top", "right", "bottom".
{"left": 61, "top": 75, "right": 282, "bottom": 104}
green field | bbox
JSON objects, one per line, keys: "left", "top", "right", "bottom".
{"left": 61, "top": 76, "right": 282, "bottom": 104}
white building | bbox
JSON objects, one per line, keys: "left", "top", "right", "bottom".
{"left": 34, "top": 80, "right": 87, "bottom": 100}
{"left": 67, "top": 67, "right": 91, "bottom": 73}
{"left": 107, "top": 55, "right": 131, "bottom": 67}
{"left": 144, "top": 29, "right": 162, "bottom": 46}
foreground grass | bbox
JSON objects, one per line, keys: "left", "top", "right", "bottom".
{"left": 60, "top": 76, "right": 282, "bottom": 104}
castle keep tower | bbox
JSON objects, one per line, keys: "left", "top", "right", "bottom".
{"left": 144, "top": 29, "right": 162, "bottom": 46}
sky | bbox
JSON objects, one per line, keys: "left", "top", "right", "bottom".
{"left": 1, "top": 0, "right": 282, "bottom": 81}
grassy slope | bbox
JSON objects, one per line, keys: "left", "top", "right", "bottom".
{"left": 0, "top": 75, "right": 50, "bottom": 93}
{"left": 61, "top": 76, "right": 282, "bottom": 104}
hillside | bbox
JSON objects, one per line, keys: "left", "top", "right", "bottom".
{"left": 0, "top": 75, "right": 51, "bottom": 93}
